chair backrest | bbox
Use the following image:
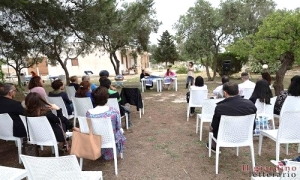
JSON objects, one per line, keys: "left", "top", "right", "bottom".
{"left": 242, "top": 88, "right": 254, "bottom": 99}
{"left": 189, "top": 88, "right": 208, "bottom": 106}
{"left": 77, "top": 116, "right": 90, "bottom": 134}
{"left": 217, "top": 114, "right": 256, "bottom": 147}
{"left": 107, "top": 98, "right": 120, "bottom": 112}
{"left": 20, "top": 154, "right": 81, "bottom": 180}
{"left": 65, "top": 86, "right": 76, "bottom": 100}
{"left": 277, "top": 111, "right": 300, "bottom": 143}
{"left": 280, "top": 96, "right": 300, "bottom": 116}
{"left": 255, "top": 97, "right": 276, "bottom": 116}
{"left": 90, "top": 117, "right": 115, "bottom": 146}
{"left": 201, "top": 99, "right": 223, "bottom": 119}
{"left": 0, "top": 113, "right": 16, "bottom": 141}
{"left": 19, "top": 115, "right": 57, "bottom": 146}
{"left": 72, "top": 97, "right": 93, "bottom": 117}
{"left": 45, "top": 96, "right": 68, "bottom": 118}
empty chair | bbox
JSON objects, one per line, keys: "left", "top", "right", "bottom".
{"left": 196, "top": 98, "right": 223, "bottom": 140}
{"left": 72, "top": 97, "right": 93, "bottom": 127}
{"left": 20, "top": 154, "right": 102, "bottom": 180}
{"left": 241, "top": 88, "right": 254, "bottom": 99}
{"left": 0, "top": 165, "right": 28, "bottom": 180}
{"left": 208, "top": 114, "right": 256, "bottom": 174}
{"left": 46, "top": 96, "right": 73, "bottom": 120}
{"left": 120, "top": 88, "right": 144, "bottom": 118}
{"left": 107, "top": 98, "right": 129, "bottom": 129}
{"left": 258, "top": 111, "right": 300, "bottom": 161}
{"left": 187, "top": 88, "right": 208, "bottom": 121}
{"left": 65, "top": 86, "right": 76, "bottom": 100}
{"left": 78, "top": 117, "right": 122, "bottom": 175}
{"left": 255, "top": 96, "right": 276, "bottom": 130}
{"left": 0, "top": 113, "right": 23, "bottom": 164}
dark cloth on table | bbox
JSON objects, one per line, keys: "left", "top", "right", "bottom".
{"left": 45, "top": 109, "right": 69, "bottom": 142}
{"left": 48, "top": 91, "right": 73, "bottom": 115}
{"left": 211, "top": 95, "right": 257, "bottom": 138}
{"left": 69, "top": 83, "right": 80, "bottom": 91}
{"left": 120, "top": 88, "right": 143, "bottom": 111}
{"left": 0, "top": 96, "right": 26, "bottom": 138}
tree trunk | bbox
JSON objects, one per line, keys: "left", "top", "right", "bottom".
{"left": 212, "top": 54, "right": 218, "bottom": 81}
{"left": 205, "top": 59, "right": 212, "bottom": 81}
{"left": 273, "top": 51, "right": 294, "bottom": 95}
{"left": 111, "top": 52, "right": 120, "bottom": 75}
{"left": 15, "top": 70, "right": 22, "bottom": 88}
{"left": 56, "top": 58, "right": 70, "bottom": 85}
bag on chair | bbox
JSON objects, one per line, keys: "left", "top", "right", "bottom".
{"left": 70, "top": 118, "right": 102, "bottom": 160}
{"left": 22, "top": 116, "right": 39, "bottom": 156}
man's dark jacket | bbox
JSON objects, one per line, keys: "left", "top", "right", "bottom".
{"left": 0, "top": 96, "right": 26, "bottom": 137}
{"left": 211, "top": 95, "right": 257, "bottom": 138}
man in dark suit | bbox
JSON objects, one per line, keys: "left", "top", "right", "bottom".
{"left": 208, "top": 82, "right": 257, "bottom": 151}
{"left": 0, "top": 83, "right": 26, "bottom": 137}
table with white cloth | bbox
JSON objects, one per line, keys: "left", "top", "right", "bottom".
{"left": 162, "top": 77, "right": 178, "bottom": 91}
{"left": 0, "top": 166, "right": 27, "bottom": 180}
{"left": 141, "top": 77, "right": 163, "bottom": 92}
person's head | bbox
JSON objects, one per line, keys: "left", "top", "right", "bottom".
{"left": 251, "top": 79, "right": 273, "bottom": 104}
{"left": 142, "top": 69, "right": 145, "bottom": 74}
{"left": 0, "top": 83, "right": 17, "bottom": 99}
{"left": 241, "top": 72, "right": 249, "bottom": 82}
{"left": 51, "top": 79, "right": 64, "bottom": 91}
{"left": 221, "top": 75, "right": 229, "bottom": 84}
{"left": 99, "top": 70, "right": 109, "bottom": 78}
{"left": 223, "top": 82, "right": 239, "bottom": 97}
{"left": 99, "top": 78, "right": 111, "bottom": 89}
{"left": 195, "top": 76, "right": 204, "bottom": 87}
{"left": 288, "top": 75, "right": 300, "bottom": 96}
{"left": 76, "top": 81, "right": 91, "bottom": 97}
{"left": 82, "top": 75, "right": 90, "bottom": 82}
{"left": 92, "top": 86, "right": 109, "bottom": 106}
{"left": 70, "top": 76, "right": 78, "bottom": 83}
{"left": 189, "top": 62, "right": 194, "bottom": 67}
{"left": 25, "top": 92, "right": 50, "bottom": 116}
{"left": 261, "top": 72, "right": 271, "bottom": 85}
{"left": 28, "top": 76, "right": 43, "bottom": 89}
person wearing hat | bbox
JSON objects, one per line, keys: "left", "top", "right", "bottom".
{"left": 238, "top": 72, "right": 255, "bottom": 95}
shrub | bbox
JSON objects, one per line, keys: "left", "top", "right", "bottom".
{"left": 248, "top": 61, "right": 281, "bottom": 74}
{"left": 216, "top": 52, "right": 248, "bottom": 76}
{"left": 175, "top": 65, "right": 187, "bottom": 74}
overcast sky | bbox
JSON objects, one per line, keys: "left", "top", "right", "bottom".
{"left": 148, "top": 0, "right": 300, "bottom": 44}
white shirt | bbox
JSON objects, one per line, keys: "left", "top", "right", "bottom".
{"left": 213, "top": 84, "right": 223, "bottom": 97}
{"left": 238, "top": 80, "right": 255, "bottom": 95}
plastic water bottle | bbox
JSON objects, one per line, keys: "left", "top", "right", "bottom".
{"left": 255, "top": 118, "right": 260, "bottom": 134}
{"left": 263, "top": 116, "right": 269, "bottom": 130}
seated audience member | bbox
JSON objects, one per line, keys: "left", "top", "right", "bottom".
{"left": 164, "top": 67, "right": 176, "bottom": 90}
{"left": 69, "top": 76, "right": 80, "bottom": 91}
{"left": 274, "top": 75, "right": 300, "bottom": 115}
{"left": 261, "top": 72, "right": 272, "bottom": 86}
{"left": 208, "top": 82, "right": 257, "bottom": 151}
{"left": 99, "top": 70, "right": 116, "bottom": 91}
{"left": 86, "top": 86, "right": 126, "bottom": 160}
{"left": 249, "top": 79, "right": 273, "bottom": 104}
{"left": 76, "top": 81, "right": 94, "bottom": 106}
{"left": 28, "top": 76, "right": 47, "bottom": 98}
{"left": 186, "top": 76, "right": 207, "bottom": 115}
{"left": 213, "top": 75, "right": 229, "bottom": 98}
{"left": 25, "top": 92, "right": 72, "bottom": 146}
{"left": 100, "top": 78, "right": 132, "bottom": 127}
{"left": 140, "top": 69, "right": 153, "bottom": 90}
{"left": 82, "top": 75, "right": 97, "bottom": 91}
{"left": 0, "top": 83, "right": 26, "bottom": 138}
{"left": 48, "top": 79, "right": 73, "bottom": 115}
{"left": 238, "top": 72, "right": 255, "bottom": 95}
{"left": 30, "top": 71, "right": 38, "bottom": 77}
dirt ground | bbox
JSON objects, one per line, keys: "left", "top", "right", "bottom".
{"left": 1, "top": 74, "right": 299, "bottom": 179}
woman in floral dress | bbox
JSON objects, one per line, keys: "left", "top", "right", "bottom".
{"left": 86, "top": 86, "right": 126, "bottom": 160}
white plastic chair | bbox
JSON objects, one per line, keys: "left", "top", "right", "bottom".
{"left": 19, "top": 116, "right": 60, "bottom": 157}
{"left": 208, "top": 114, "right": 256, "bottom": 174}
{"left": 20, "top": 154, "right": 102, "bottom": 180}
{"left": 65, "top": 86, "right": 76, "bottom": 100}
{"left": 72, "top": 97, "right": 93, "bottom": 127}
{"left": 187, "top": 88, "right": 208, "bottom": 121}
{"left": 241, "top": 87, "right": 254, "bottom": 99}
{"left": 107, "top": 98, "right": 129, "bottom": 129}
{"left": 46, "top": 96, "right": 74, "bottom": 120}
{"left": 255, "top": 97, "right": 276, "bottom": 130}
{"left": 196, "top": 98, "right": 224, "bottom": 140}
{"left": 79, "top": 117, "right": 122, "bottom": 175}
{"left": 0, "top": 113, "right": 23, "bottom": 164}
{"left": 258, "top": 111, "right": 300, "bottom": 162}
{"left": 279, "top": 96, "right": 300, "bottom": 120}
{"left": 0, "top": 165, "right": 28, "bottom": 180}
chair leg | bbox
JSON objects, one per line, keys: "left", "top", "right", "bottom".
{"left": 54, "top": 145, "right": 59, "bottom": 157}
{"left": 73, "top": 116, "right": 77, "bottom": 128}
{"left": 79, "top": 158, "right": 83, "bottom": 170}
{"left": 142, "top": 101, "right": 145, "bottom": 115}
{"left": 208, "top": 134, "right": 212, "bottom": 157}
{"left": 187, "top": 105, "right": 190, "bottom": 121}
{"left": 298, "top": 144, "right": 300, "bottom": 153}
{"left": 258, "top": 134, "right": 263, "bottom": 156}
{"left": 272, "top": 118, "right": 275, "bottom": 129}
{"left": 139, "top": 108, "right": 142, "bottom": 119}
{"left": 17, "top": 138, "right": 22, "bottom": 164}
{"left": 236, "top": 147, "right": 239, "bottom": 156}
{"left": 250, "top": 145, "right": 255, "bottom": 171}
{"left": 286, "top": 143, "right": 289, "bottom": 155}
{"left": 120, "top": 153, "right": 123, "bottom": 159}
{"left": 216, "top": 145, "right": 220, "bottom": 174}
{"left": 40, "top": 145, "right": 44, "bottom": 151}
{"left": 113, "top": 147, "right": 118, "bottom": 175}
{"left": 276, "top": 142, "right": 280, "bottom": 162}
{"left": 199, "top": 121, "right": 204, "bottom": 141}
{"left": 125, "top": 113, "right": 129, "bottom": 130}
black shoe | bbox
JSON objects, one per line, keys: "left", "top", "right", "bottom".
{"left": 206, "top": 143, "right": 220, "bottom": 154}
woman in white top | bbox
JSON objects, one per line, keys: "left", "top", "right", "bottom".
{"left": 186, "top": 76, "right": 207, "bottom": 115}
{"left": 186, "top": 62, "right": 195, "bottom": 89}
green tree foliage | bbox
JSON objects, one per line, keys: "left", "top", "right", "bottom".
{"left": 228, "top": 10, "right": 300, "bottom": 95}
{"left": 216, "top": 52, "right": 248, "bottom": 76}
{"left": 153, "top": 30, "right": 179, "bottom": 66}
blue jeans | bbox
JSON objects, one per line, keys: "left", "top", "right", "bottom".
{"left": 186, "top": 76, "right": 194, "bottom": 86}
